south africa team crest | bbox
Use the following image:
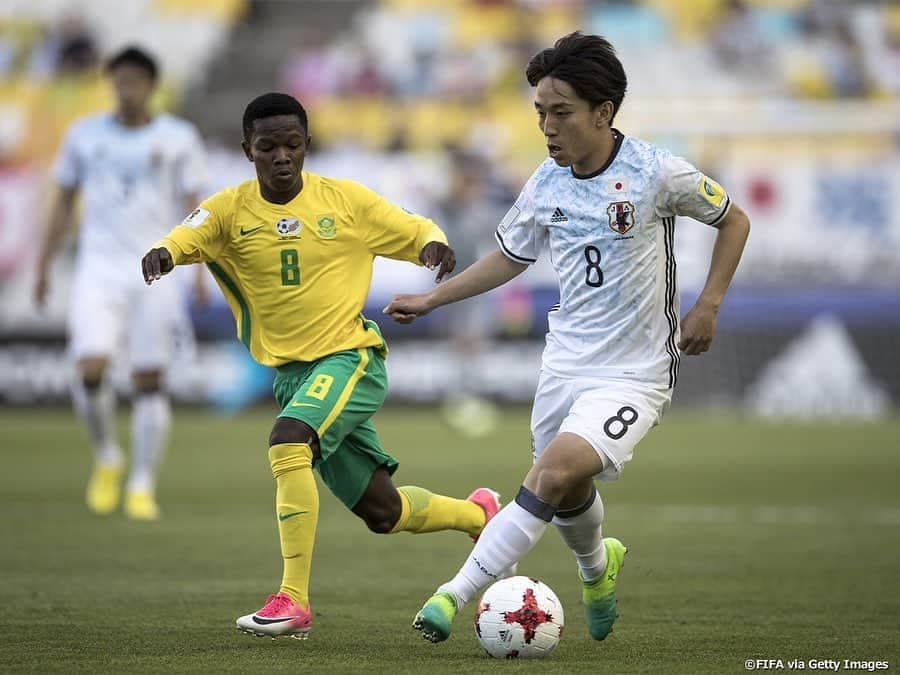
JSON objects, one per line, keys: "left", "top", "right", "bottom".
{"left": 606, "top": 201, "right": 635, "bottom": 234}
{"left": 316, "top": 214, "right": 337, "bottom": 239}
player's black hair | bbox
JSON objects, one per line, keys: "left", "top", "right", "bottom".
{"left": 526, "top": 32, "right": 627, "bottom": 121}
{"left": 105, "top": 46, "right": 158, "bottom": 81}
{"left": 242, "top": 93, "right": 309, "bottom": 141}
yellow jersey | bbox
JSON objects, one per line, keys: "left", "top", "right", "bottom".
{"left": 155, "top": 172, "right": 447, "bottom": 367}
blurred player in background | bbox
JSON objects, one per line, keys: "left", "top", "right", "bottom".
{"left": 141, "top": 92, "right": 503, "bottom": 639}
{"left": 432, "top": 147, "right": 512, "bottom": 437}
{"left": 33, "top": 46, "right": 209, "bottom": 520}
{"left": 386, "top": 32, "right": 751, "bottom": 643}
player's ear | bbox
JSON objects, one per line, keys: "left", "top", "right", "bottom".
{"left": 594, "top": 101, "right": 613, "bottom": 128}
{"left": 241, "top": 139, "right": 253, "bottom": 162}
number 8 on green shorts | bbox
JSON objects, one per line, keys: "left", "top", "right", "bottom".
{"left": 273, "top": 346, "right": 398, "bottom": 509}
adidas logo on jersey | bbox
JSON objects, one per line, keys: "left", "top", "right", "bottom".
{"left": 550, "top": 207, "right": 568, "bottom": 223}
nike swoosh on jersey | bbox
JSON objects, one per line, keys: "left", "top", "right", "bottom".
{"left": 290, "top": 402, "right": 320, "bottom": 408}
{"left": 239, "top": 225, "right": 265, "bottom": 236}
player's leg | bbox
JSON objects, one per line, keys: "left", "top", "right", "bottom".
{"left": 74, "top": 356, "right": 123, "bottom": 514}
{"left": 552, "top": 381, "right": 671, "bottom": 640}
{"left": 343, "top": 422, "right": 495, "bottom": 538}
{"left": 69, "top": 279, "right": 124, "bottom": 515}
{"left": 124, "top": 369, "right": 170, "bottom": 520}
{"left": 125, "top": 278, "right": 187, "bottom": 519}
{"left": 553, "top": 480, "right": 626, "bottom": 641}
{"left": 236, "top": 416, "right": 318, "bottom": 638}
{"left": 414, "top": 431, "right": 603, "bottom": 642}
{"left": 553, "top": 480, "right": 608, "bottom": 584}
{"left": 237, "top": 347, "right": 385, "bottom": 638}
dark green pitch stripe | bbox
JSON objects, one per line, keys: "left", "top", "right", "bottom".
{"left": 207, "top": 262, "right": 251, "bottom": 350}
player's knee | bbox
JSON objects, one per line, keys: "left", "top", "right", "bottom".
{"left": 78, "top": 360, "right": 107, "bottom": 389}
{"left": 132, "top": 370, "right": 162, "bottom": 394}
{"left": 363, "top": 508, "right": 400, "bottom": 534}
{"left": 269, "top": 417, "right": 319, "bottom": 453}
{"left": 528, "top": 463, "right": 579, "bottom": 504}
{"left": 354, "top": 491, "right": 402, "bottom": 534}
{"left": 81, "top": 373, "right": 104, "bottom": 391}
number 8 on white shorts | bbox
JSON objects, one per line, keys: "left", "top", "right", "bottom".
{"left": 530, "top": 371, "right": 672, "bottom": 482}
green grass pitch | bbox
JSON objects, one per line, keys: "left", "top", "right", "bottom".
{"left": 1, "top": 406, "right": 899, "bottom": 673}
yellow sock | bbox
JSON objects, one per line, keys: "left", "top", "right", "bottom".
{"left": 268, "top": 443, "right": 318, "bottom": 607}
{"left": 390, "top": 486, "right": 485, "bottom": 536}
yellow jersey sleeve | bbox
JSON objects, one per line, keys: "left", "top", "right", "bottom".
{"left": 153, "top": 188, "right": 234, "bottom": 264}
{"left": 348, "top": 181, "right": 447, "bottom": 263}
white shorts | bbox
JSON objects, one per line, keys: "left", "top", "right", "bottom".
{"left": 67, "top": 269, "right": 193, "bottom": 371}
{"left": 530, "top": 370, "right": 672, "bottom": 481}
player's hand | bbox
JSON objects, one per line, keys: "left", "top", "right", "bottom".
{"left": 33, "top": 270, "right": 49, "bottom": 307}
{"left": 679, "top": 302, "right": 717, "bottom": 355}
{"left": 419, "top": 241, "right": 456, "bottom": 283}
{"left": 141, "top": 247, "right": 174, "bottom": 285}
{"left": 383, "top": 293, "right": 433, "bottom": 324}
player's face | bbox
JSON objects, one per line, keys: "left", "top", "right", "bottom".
{"left": 111, "top": 64, "right": 155, "bottom": 121}
{"left": 534, "top": 77, "right": 613, "bottom": 174}
{"left": 242, "top": 115, "right": 310, "bottom": 203}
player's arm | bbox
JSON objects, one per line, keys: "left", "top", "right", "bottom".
{"left": 355, "top": 182, "right": 456, "bottom": 282}
{"left": 183, "top": 192, "right": 209, "bottom": 306}
{"left": 34, "top": 184, "right": 78, "bottom": 306}
{"left": 385, "top": 250, "right": 527, "bottom": 323}
{"left": 142, "top": 194, "right": 229, "bottom": 285}
{"left": 385, "top": 170, "right": 541, "bottom": 322}
{"left": 679, "top": 202, "right": 750, "bottom": 355}
{"left": 658, "top": 156, "right": 750, "bottom": 355}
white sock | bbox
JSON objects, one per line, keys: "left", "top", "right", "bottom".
{"left": 438, "top": 487, "right": 555, "bottom": 608}
{"left": 553, "top": 488, "right": 607, "bottom": 581}
{"left": 71, "top": 377, "right": 121, "bottom": 466}
{"left": 127, "top": 392, "right": 171, "bottom": 493}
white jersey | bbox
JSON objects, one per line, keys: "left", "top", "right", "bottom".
{"left": 54, "top": 112, "right": 208, "bottom": 273}
{"left": 496, "top": 131, "right": 731, "bottom": 388}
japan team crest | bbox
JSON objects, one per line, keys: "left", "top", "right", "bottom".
{"left": 606, "top": 201, "right": 635, "bottom": 234}
{"left": 275, "top": 217, "right": 302, "bottom": 236}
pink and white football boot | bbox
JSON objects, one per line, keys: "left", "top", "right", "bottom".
{"left": 466, "top": 487, "right": 501, "bottom": 542}
{"left": 236, "top": 592, "right": 312, "bottom": 639}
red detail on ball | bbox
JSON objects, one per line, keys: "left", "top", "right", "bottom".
{"left": 503, "top": 588, "right": 553, "bottom": 644}
{"left": 474, "top": 601, "right": 491, "bottom": 638}
{"left": 615, "top": 182, "right": 622, "bottom": 190}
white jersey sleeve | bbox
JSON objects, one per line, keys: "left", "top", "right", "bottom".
{"left": 494, "top": 165, "right": 549, "bottom": 264}
{"left": 53, "top": 122, "right": 85, "bottom": 188}
{"left": 655, "top": 154, "right": 731, "bottom": 226}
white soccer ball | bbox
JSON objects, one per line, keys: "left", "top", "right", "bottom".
{"left": 474, "top": 576, "right": 564, "bottom": 659}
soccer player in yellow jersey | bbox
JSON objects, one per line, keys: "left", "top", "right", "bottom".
{"left": 141, "top": 93, "right": 502, "bottom": 638}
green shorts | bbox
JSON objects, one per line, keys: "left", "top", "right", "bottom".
{"left": 273, "top": 346, "right": 397, "bottom": 509}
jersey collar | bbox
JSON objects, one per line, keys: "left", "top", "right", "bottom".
{"left": 570, "top": 129, "right": 624, "bottom": 180}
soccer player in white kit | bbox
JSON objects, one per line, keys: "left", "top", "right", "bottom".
{"left": 33, "top": 46, "right": 208, "bottom": 520}
{"left": 385, "top": 32, "right": 751, "bottom": 643}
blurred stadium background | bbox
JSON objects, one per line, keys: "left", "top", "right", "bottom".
{"left": 1, "top": 0, "right": 898, "bottom": 418}
{"left": 1, "top": 1, "right": 899, "bottom": 672}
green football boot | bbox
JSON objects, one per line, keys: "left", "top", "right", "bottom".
{"left": 581, "top": 537, "right": 627, "bottom": 641}
{"left": 412, "top": 591, "right": 458, "bottom": 643}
